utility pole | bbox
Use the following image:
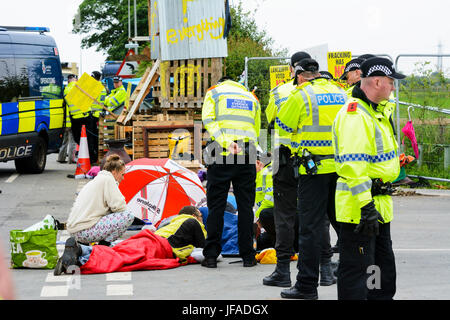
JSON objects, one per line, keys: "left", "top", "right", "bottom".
{"left": 437, "top": 40, "right": 443, "bottom": 73}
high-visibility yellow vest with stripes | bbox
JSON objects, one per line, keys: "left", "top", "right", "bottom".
{"left": 265, "top": 79, "right": 299, "bottom": 151}
{"left": 202, "top": 80, "right": 261, "bottom": 153}
{"left": 63, "top": 82, "right": 75, "bottom": 127}
{"left": 65, "top": 81, "right": 88, "bottom": 119}
{"left": 155, "top": 214, "right": 207, "bottom": 262}
{"left": 332, "top": 97, "right": 400, "bottom": 224}
{"left": 104, "top": 85, "right": 126, "bottom": 112}
{"left": 255, "top": 163, "right": 274, "bottom": 219}
{"left": 265, "top": 79, "right": 294, "bottom": 124}
{"left": 275, "top": 78, "right": 347, "bottom": 174}
{"left": 90, "top": 86, "right": 107, "bottom": 118}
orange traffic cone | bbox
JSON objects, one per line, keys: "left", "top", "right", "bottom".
{"left": 74, "top": 125, "right": 91, "bottom": 179}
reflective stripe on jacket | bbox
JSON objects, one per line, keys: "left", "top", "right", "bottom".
{"left": 105, "top": 85, "right": 126, "bottom": 112}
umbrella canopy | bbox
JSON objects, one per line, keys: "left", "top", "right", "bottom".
{"left": 401, "top": 120, "right": 419, "bottom": 159}
{"left": 119, "top": 158, "right": 206, "bottom": 226}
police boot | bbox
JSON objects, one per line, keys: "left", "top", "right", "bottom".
{"left": 320, "top": 262, "right": 337, "bottom": 286}
{"left": 262, "top": 259, "right": 291, "bottom": 287}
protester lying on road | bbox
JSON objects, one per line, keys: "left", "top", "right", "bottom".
{"left": 54, "top": 206, "right": 206, "bottom": 275}
{"left": 66, "top": 154, "right": 134, "bottom": 247}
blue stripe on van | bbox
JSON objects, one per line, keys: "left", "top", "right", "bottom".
{"left": 35, "top": 100, "right": 50, "bottom": 132}
{"left": 1, "top": 102, "right": 19, "bottom": 135}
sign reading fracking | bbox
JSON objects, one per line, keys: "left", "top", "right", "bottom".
{"left": 269, "top": 65, "right": 291, "bottom": 90}
{"left": 327, "top": 51, "right": 352, "bottom": 79}
{"left": 151, "top": 0, "right": 228, "bottom": 60}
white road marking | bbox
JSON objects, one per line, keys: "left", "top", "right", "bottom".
{"left": 5, "top": 173, "right": 19, "bottom": 183}
{"left": 106, "top": 272, "right": 132, "bottom": 282}
{"left": 40, "top": 285, "right": 69, "bottom": 297}
{"left": 106, "top": 284, "right": 133, "bottom": 296}
{"left": 45, "top": 272, "right": 73, "bottom": 283}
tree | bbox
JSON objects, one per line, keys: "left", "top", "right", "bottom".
{"left": 73, "top": 0, "right": 149, "bottom": 60}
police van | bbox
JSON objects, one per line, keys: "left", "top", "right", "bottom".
{"left": 0, "top": 26, "right": 65, "bottom": 173}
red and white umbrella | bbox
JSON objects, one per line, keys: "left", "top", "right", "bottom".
{"left": 119, "top": 158, "right": 206, "bottom": 226}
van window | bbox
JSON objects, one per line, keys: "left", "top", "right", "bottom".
{"left": 14, "top": 57, "right": 63, "bottom": 100}
{"left": 0, "top": 58, "right": 20, "bottom": 103}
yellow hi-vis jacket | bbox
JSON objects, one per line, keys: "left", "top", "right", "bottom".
{"left": 265, "top": 79, "right": 295, "bottom": 124}
{"left": 63, "top": 82, "right": 75, "bottom": 127}
{"left": 332, "top": 97, "right": 400, "bottom": 225}
{"left": 255, "top": 163, "right": 274, "bottom": 219}
{"left": 275, "top": 78, "right": 347, "bottom": 174}
{"left": 202, "top": 80, "right": 261, "bottom": 153}
{"left": 65, "top": 81, "right": 88, "bottom": 120}
{"left": 105, "top": 85, "right": 126, "bottom": 112}
{"left": 90, "top": 85, "right": 108, "bottom": 118}
{"left": 155, "top": 214, "right": 207, "bottom": 262}
{"left": 265, "top": 79, "right": 297, "bottom": 151}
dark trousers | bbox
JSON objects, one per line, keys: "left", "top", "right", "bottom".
{"left": 337, "top": 222, "right": 396, "bottom": 300}
{"left": 273, "top": 159, "right": 299, "bottom": 261}
{"left": 203, "top": 163, "right": 256, "bottom": 260}
{"left": 71, "top": 116, "right": 98, "bottom": 164}
{"left": 295, "top": 173, "right": 338, "bottom": 293}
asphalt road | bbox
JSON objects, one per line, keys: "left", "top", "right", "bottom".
{"left": 1, "top": 154, "right": 450, "bottom": 303}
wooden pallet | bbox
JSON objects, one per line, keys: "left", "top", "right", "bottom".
{"left": 152, "top": 58, "right": 223, "bottom": 109}
{"left": 98, "top": 115, "right": 117, "bottom": 161}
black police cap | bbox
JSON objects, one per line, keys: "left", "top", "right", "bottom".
{"left": 293, "top": 58, "right": 319, "bottom": 85}
{"left": 360, "top": 57, "right": 406, "bottom": 80}
{"left": 319, "top": 71, "right": 334, "bottom": 80}
{"left": 290, "top": 51, "right": 311, "bottom": 67}
{"left": 339, "top": 58, "right": 364, "bottom": 80}
{"left": 113, "top": 76, "right": 123, "bottom": 82}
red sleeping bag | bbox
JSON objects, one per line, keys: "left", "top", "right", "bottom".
{"left": 80, "top": 229, "right": 182, "bottom": 274}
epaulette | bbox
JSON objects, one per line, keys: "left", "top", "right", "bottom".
{"left": 347, "top": 102, "right": 358, "bottom": 113}
{"left": 206, "top": 85, "right": 217, "bottom": 92}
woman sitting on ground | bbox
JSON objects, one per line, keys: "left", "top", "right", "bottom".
{"left": 66, "top": 154, "right": 134, "bottom": 247}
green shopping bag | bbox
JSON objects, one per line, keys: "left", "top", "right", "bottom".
{"left": 10, "top": 229, "right": 59, "bottom": 269}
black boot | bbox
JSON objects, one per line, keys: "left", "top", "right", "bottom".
{"left": 262, "top": 259, "right": 291, "bottom": 287}
{"left": 320, "top": 262, "right": 337, "bottom": 286}
{"left": 280, "top": 285, "right": 318, "bottom": 300}
{"left": 54, "top": 237, "right": 82, "bottom": 276}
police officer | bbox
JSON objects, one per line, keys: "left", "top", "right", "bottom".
{"left": 67, "top": 75, "right": 91, "bottom": 150}
{"left": 201, "top": 77, "right": 261, "bottom": 268}
{"left": 332, "top": 57, "right": 404, "bottom": 300}
{"left": 262, "top": 52, "right": 310, "bottom": 288}
{"left": 86, "top": 71, "right": 107, "bottom": 164}
{"left": 265, "top": 51, "right": 311, "bottom": 128}
{"left": 275, "top": 58, "right": 347, "bottom": 299}
{"left": 57, "top": 74, "right": 77, "bottom": 163}
{"left": 340, "top": 58, "right": 365, "bottom": 95}
{"left": 105, "top": 76, "right": 127, "bottom": 115}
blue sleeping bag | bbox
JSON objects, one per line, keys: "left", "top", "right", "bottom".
{"left": 198, "top": 195, "right": 239, "bottom": 255}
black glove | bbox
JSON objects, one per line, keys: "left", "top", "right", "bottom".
{"left": 354, "top": 200, "right": 384, "bottom": 237}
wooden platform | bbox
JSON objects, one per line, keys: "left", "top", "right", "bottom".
{"left": 152, "top": 58, "right": 222, "bottom": 109}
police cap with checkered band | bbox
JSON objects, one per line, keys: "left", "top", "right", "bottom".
{"left": 360, "top": 57, "right": 406, "bottom": 80}
{"left": 339, "top": 58, "right": 364, "bottom": 80}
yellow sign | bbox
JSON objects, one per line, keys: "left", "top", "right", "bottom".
{"left": 65, "top": 73, "right": 105, "bottom": 113}
{"left": 269, "top": 65, "right": 291, "bottom": 90}
{"left": 327, "top": 51, "right": 352, "bottom": 79}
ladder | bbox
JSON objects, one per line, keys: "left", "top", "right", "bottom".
{"left": 116, "top": 59, "right": 161, "bottom": 125}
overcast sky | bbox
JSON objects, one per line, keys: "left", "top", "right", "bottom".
{"left": 1, "top": 0, "right": 449, "bottom": 75}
